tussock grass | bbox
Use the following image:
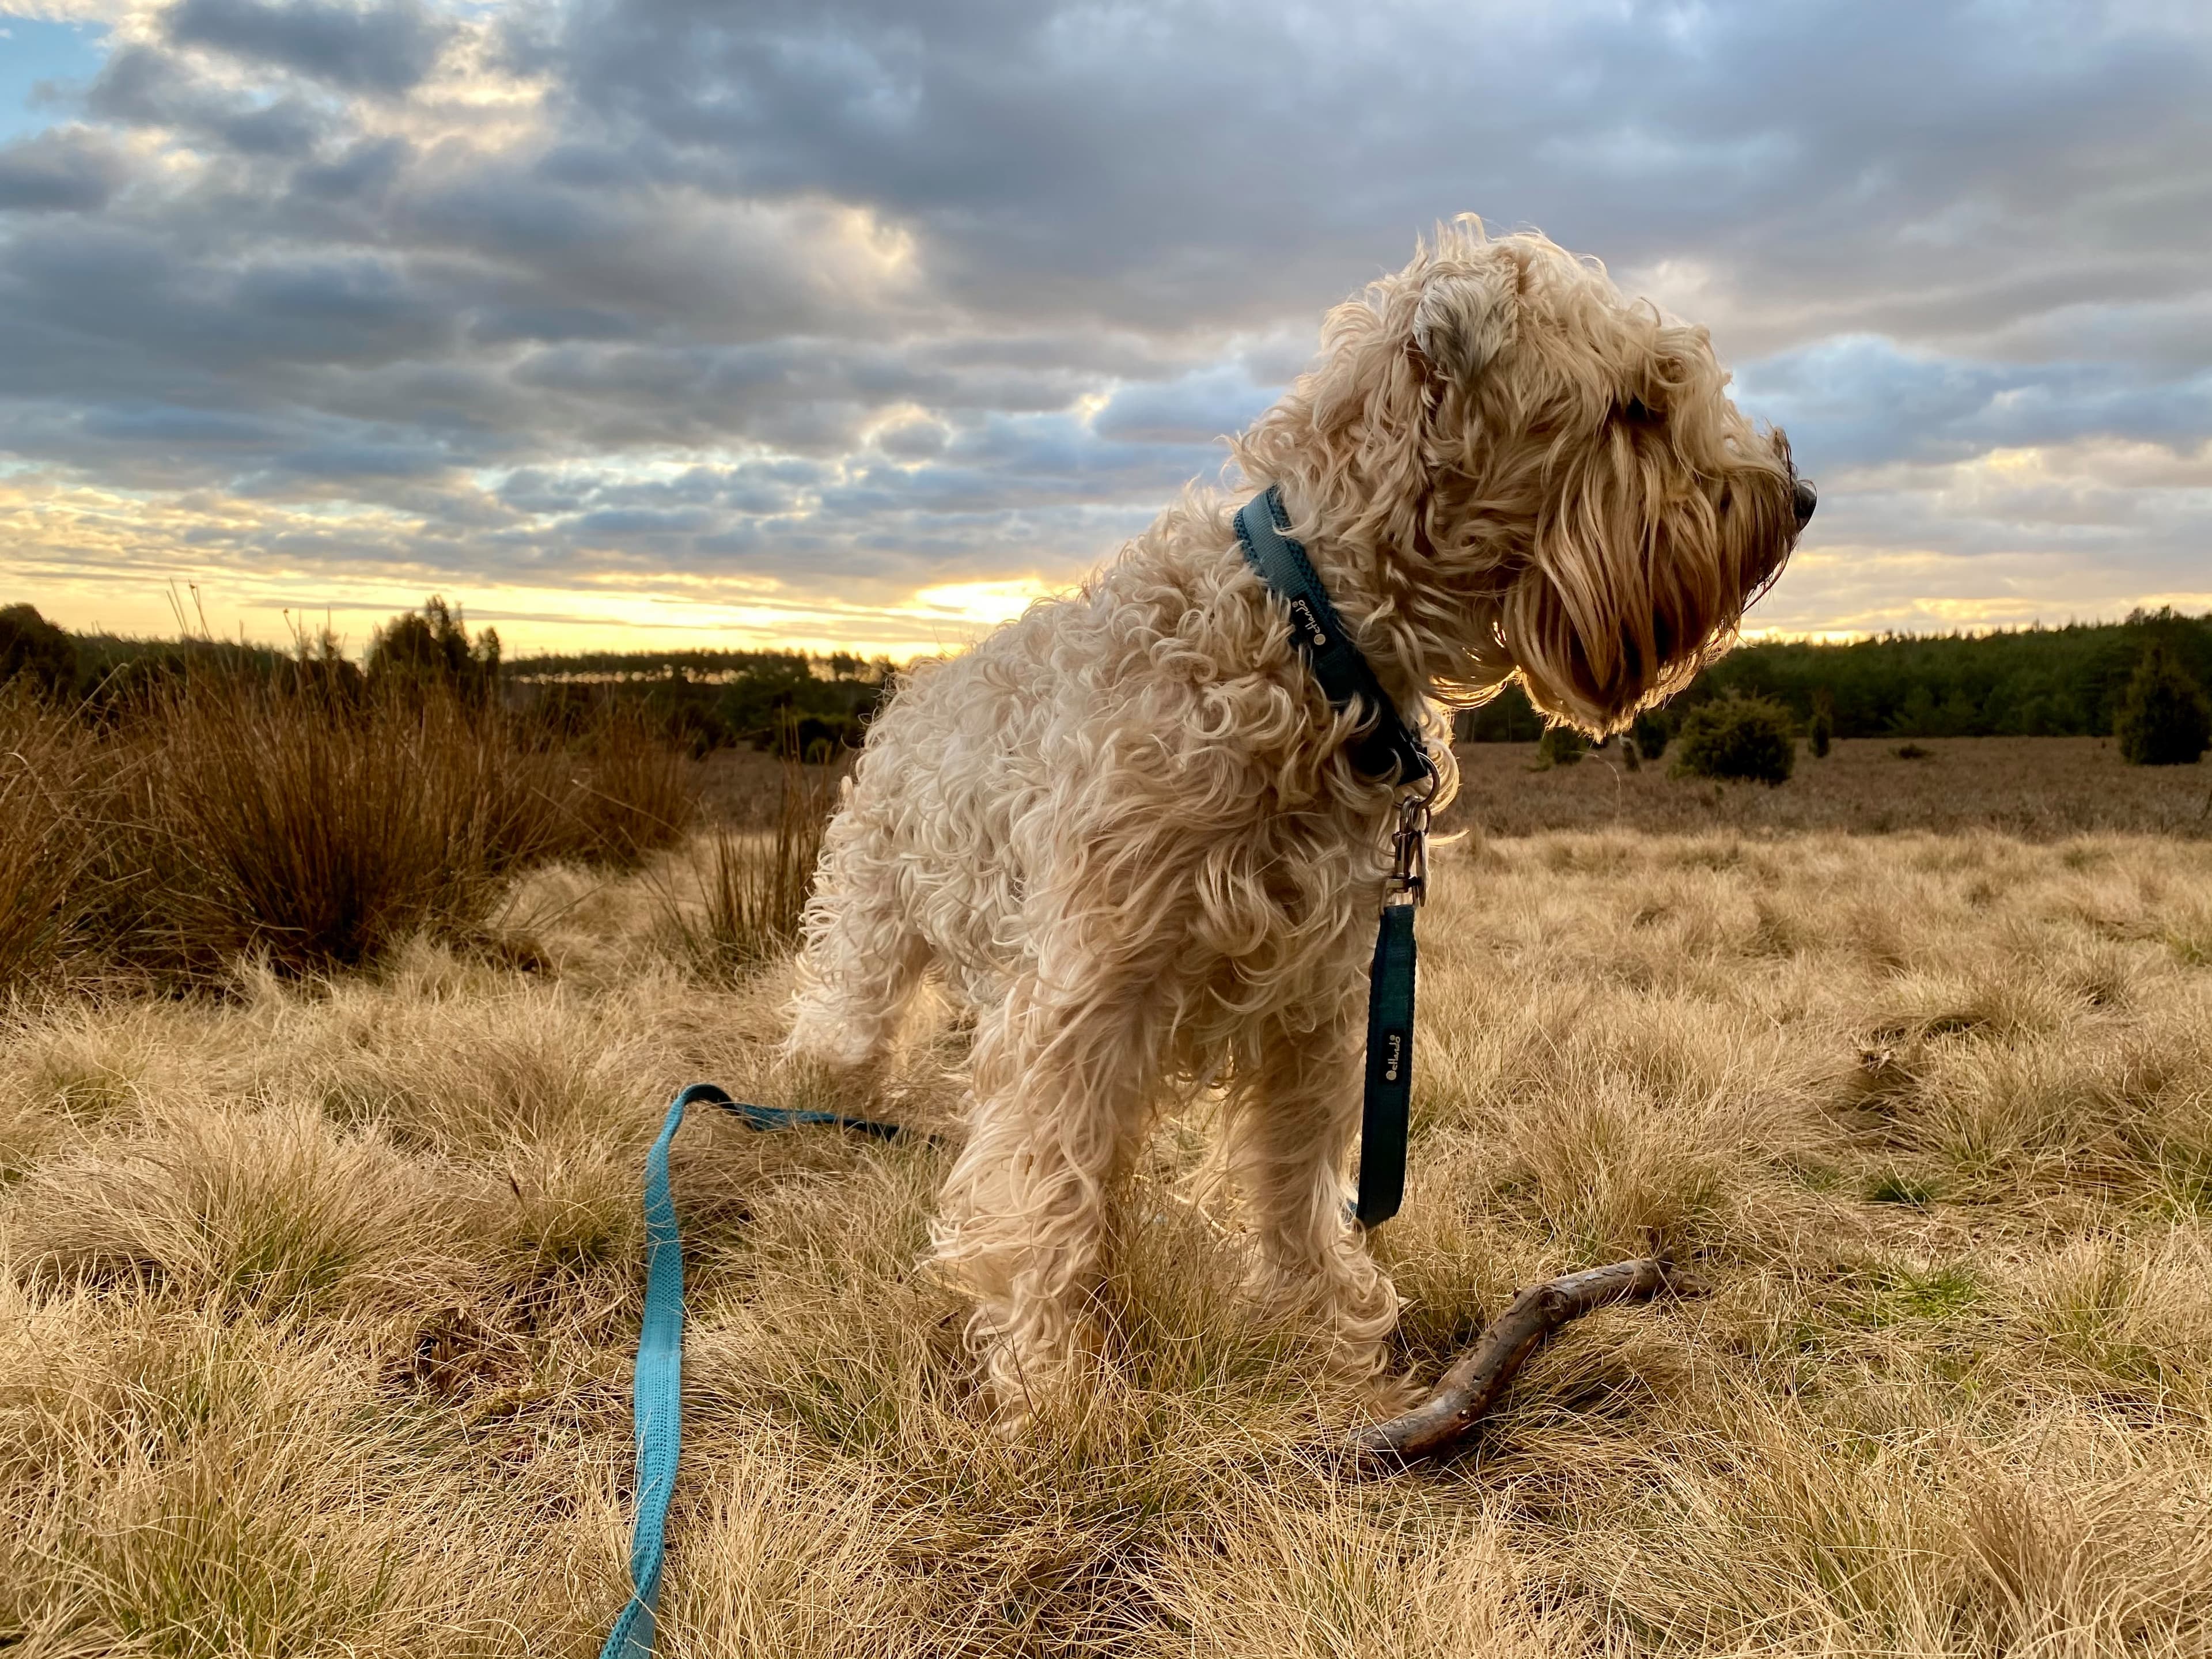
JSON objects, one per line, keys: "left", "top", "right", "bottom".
{"left": 665, "top": 760, "right": 835, "bottom": 979}
{"left": 4, "top": 827, "right": 2212, "bottom": 1653}
{"left": 117, "top": 676, "right": 567, "bottom": 978}
{"left": 0, "top": 692, "right": 102, "bottom": 996}
{"left": 0, "top": 668, "right": 696, "bottom": 990}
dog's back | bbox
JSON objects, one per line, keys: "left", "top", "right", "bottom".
{"left": 785, "top": 503, "right": 1284, "bottom": 1069}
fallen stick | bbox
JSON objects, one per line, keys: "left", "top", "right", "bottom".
{"left": 1352, "top": 1255, "right": 1705, "bottom": 1464}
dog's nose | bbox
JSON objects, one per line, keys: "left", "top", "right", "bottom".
{"left": 1793, "top": 476, "right": 1818, "bottom": 528}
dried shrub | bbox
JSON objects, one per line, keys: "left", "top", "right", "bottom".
{"left": 1673, "top": 696, "right": 1796, "bottom": 786}
{"left": 104, "top": 673, "right": 563, "bottom": 979}
{"left": 676, "top": 762, "right": 834, "bottom": 978}
{"left": 0, "top": 690, "right": 100, "bottom": 994}
{"left": 553, "top": 706, "right": 696, "bottom": 871}
{"left": 0, "top": 646, "right": 700, "bottom": 992}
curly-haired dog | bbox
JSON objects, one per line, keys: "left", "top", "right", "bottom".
{"left": 787, "top": 218, "right": 1814, "bottom": 1412}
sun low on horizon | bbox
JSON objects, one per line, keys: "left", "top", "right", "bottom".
{"left": 3, "top": 1, "right": 2210, "bottom": 658}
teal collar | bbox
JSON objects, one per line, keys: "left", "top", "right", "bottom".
{"left": 1234, "top": 484, "right": 1434, "bottom": 788}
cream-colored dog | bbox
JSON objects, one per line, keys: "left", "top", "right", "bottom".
{"left": 787, "top": 218, "right": 1812, "bottom": 1411}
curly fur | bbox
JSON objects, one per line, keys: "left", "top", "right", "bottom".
{"left": 786, "top": 218, "right": 1808, "bottom": 1412}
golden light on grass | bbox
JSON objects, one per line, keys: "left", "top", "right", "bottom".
{"left": 4, "top": 741, "right": 2212, "bottom": 1653}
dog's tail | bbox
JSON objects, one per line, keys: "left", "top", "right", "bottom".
{"left": 783, "top": 791, "right": 931, "bottom": 1071}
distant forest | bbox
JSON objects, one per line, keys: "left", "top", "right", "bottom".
{"left": 1457, "top": 608, "right": 2212, "bottom": 742}
{"left": 509, "top": 606, "right": 2212, "bottom": 748}
{"left": 528, "top": 608, "right": 2212, "bottom": 748}
{"left": 6, "top": 602, "right": 2209, "bottom": 751}
{"left": 507, "top": 647, "right": 895, "bottom": 756}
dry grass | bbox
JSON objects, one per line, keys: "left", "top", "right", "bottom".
{"left": 664, "top": 762, "right": 836, "bottom": 980}
{"left": 0, "top": 691, "right": 100, "bottom": 990}
{"left": 0, "top": 673, "right": 696, "bottom": 990}
{"left": 5, "top": 818, "right": 2212, "bottom": 1654}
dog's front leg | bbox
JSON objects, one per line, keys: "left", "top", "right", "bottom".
{"left": 1226, "top": 998, "right": 1400, "bottom": 1381}
{"left": 930, "top": 969, "right": 1162, "bottom": 1421}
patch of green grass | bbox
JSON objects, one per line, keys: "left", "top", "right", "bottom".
{"left": 1852, "top": 1263, "right": 1980, "bottom": 1327}
{"left": 1866, "top": 1170, "right": 1940, "bottom": 1208}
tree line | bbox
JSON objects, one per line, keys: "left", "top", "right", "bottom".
{"left": 1455, "top": 608, "right": 2212, "bottom": 742}
{"left": 8, "top": 599, "right": 2207, "bottom": 755}
{"left": 0, "top": 599, "right": 891, "bottom": 757}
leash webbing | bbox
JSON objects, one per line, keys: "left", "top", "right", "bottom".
{"left": 1358, "top": 899, "right": 1418, "bottom": 1224}
{"left": 600, "top": 1084, "right": 908, "bottom": 1659}
{"left": 1234, "top": 484, "right": 1433, "bottom": 1227}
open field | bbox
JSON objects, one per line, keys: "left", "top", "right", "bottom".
{"left": 6, "top": 759, "right": 2212, "bottom": 1653}
{"left": 1447, "top": 736, "right": 2212, "bottom": 839}
{"left": 696, "top": 736, "right": 2212, "bottom": 839}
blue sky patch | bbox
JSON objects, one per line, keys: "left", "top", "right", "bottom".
{"left": 0, "top": 14, "right": 107, "bottom": 143}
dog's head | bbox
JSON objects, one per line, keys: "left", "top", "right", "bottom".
{"left": 1244, "top": 218, "right": 1811, "bottom": 737}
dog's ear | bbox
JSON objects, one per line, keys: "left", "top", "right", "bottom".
{"left": 1411, "top": 249, "right": 1522, "bottom": 388}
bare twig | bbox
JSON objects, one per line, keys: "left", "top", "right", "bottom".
{"left": 1352, "top": 1255, "right": 1705, "bottom": 1464}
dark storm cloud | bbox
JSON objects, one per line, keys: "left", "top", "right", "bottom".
{"left": 1, "top": 0, "right": 2209, "bottom": 637}
{"left": 1741, "top": 339, "right": 2212, "bottom": 472}
{"left": 543, "top": 0, "right": 2212, "bottom": 346}
{"left": 89, "top": 42, "right": 328, "bottom": 154}
{"left": 0, "top": 126, "right": 126, "bottom": 211}
{"left": 167, "top": 0, "right": 453, "bottom": 94}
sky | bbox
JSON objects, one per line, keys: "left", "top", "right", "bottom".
{"left": 1, "top": 0, "right": 2209, "bottom": 660}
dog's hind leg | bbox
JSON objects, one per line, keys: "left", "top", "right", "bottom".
{"left": 1224, "top": 999, "right": 1400, "bottom": 1380}
{"left": 784, "top": 800, "right": 932, "bottom": 1071}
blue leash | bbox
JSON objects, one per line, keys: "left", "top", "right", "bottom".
{"left": 599, "top": 1082, "right": 907, "bottom": 1659}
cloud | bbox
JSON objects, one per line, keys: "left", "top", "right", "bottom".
{"left": 0, "top": 126, "right": 125, "bottom": 210}
{"left": 1737, "top": 337, "right": 2212, "bottom": 472}
{"left": 0, "top": 0, "right": 2209, "bottom": 652}
{"left": 165, "top": 0, "right": 454, "bottom": 94}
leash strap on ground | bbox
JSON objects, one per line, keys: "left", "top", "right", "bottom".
{"left": 600, "top": 1082, "right": 907, "bottom": 1659}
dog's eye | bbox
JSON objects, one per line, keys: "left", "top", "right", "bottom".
{"left": 1621, "top": 396, "right": 1657, "bottom": 425}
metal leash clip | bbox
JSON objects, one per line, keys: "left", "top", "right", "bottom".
{"left": 1387, "top": 788, "right": 1431, "bottom": 907}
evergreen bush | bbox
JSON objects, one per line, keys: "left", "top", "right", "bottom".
{"left": 368, "top": 597, "right": 501, "bottom": 704}
{"left": 1808, "top": 690, "right": 1834, "bottom": 758}
{"left": 0, "top": 604, "right": 79, "bottom": 701}
{"left": 2115, "top": 643, "right": 2211, "bottom": 766}
{"left": 1673, "top": 696, "right": 1796, "bottom": 786}
{"left": 1536, "top": 725, "right": 1587, "bottom": 768}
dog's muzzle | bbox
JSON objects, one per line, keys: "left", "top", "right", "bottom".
{"left": 1793, "top": 476, "right": 1819, "bottom": 528}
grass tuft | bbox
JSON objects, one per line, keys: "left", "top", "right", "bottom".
{"left": 668, "top": 760, "right": 835, "bottom": 979}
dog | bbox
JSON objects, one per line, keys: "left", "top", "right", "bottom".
{"left": 786, "top": 217, "right": 1813, "bottom": 1413}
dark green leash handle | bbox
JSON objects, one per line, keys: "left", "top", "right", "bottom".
{"left": 1358, "top": 785, "right": 1429, "bottom": 1226}
{"left": 600, "top": 1084, "right": 907, "bottom": 1658}
{"left": 1357, "top": 899, "right": 1418, "bottom": 1225}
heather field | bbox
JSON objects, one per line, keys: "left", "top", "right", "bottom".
{"left": 6, "top": 737, "right": 2212, "bottom": 1656}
